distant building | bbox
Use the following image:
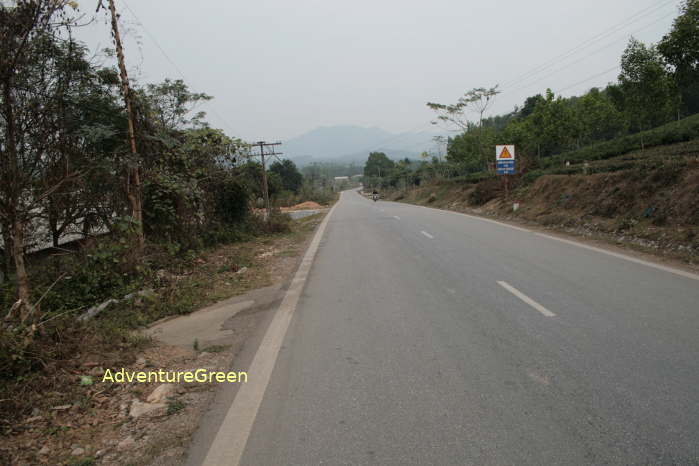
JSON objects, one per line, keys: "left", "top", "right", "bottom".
{"left": 333, "top": 176, "right": 349, "bottom": 183}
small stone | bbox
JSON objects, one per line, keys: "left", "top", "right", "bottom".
{"left": 38, "top": 446, "right": 50, "bottom": 455}
{"left": 118, "top": 436, "right": 135, "bottom": 450}
{"left": 50, "top": 404, "right": 72, "bottom": 411}
{"left": 95, "top": 449, "right": 106, "bottom": 458}
{"left": 129, "top": 400, "right": 166, "bottom": 418}
{"left": 71, "top": 447, "right": 85, "bottom": 456}
{"left": 146, "top": 384, "right": 176, "bottom": 403}
{"left": 135, "top": 357, "right": 146, "bottom": 367}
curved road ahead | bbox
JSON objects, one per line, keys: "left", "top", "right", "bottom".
{"left": 202, "top": 189, "right": 699, "bottom": 465}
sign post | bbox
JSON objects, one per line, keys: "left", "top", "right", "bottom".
{"left": 496, "top": 145, "right": 516, "bottom": 200}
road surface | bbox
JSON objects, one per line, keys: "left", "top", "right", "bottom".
{"left": 202, "top": 189, "right": 699, "bottom": 465}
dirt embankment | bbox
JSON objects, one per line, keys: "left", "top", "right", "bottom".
{"left": 393, "top": 149, "right": 699, "bottom": 266}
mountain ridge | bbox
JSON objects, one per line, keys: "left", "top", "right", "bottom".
{"left": 281, "top": 125, "right": 444, "bottom": 165}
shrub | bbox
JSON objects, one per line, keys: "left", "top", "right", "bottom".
{"left": 542, "top": 113, "right": 699, "bottom": 168}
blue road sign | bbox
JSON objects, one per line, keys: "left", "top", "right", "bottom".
{"left": 496, "top": 160, "right": 516, "bottom": 175}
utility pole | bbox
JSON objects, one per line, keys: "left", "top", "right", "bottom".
{"left": 105, "top": 0, "right": 144, "bottom": 252}
{"left": 249, "top": 141, "right": 282, "bottom": 220}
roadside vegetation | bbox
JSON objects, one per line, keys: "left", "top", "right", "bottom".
{"left": 0, "top": 0, "right": 336, "bottom": 433}
{"left": 363, "top": 1, "right": 699, "bottom": 263}
{"left": 364, "top": 0, "right": 699, "bottom": 190}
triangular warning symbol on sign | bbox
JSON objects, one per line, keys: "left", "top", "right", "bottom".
{"left": 499, "top": 147, "right": 512, "bottom": 159}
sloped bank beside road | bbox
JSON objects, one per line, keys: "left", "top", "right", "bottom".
{"left": 0, "top": 212, "right": 327, "bottom": 466}
{"left": 391, "top": 141, "right": 699, "bottom": 268}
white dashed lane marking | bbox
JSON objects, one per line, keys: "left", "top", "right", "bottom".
{"left": 498, "top": 281, "right": 556, "bottom": 317}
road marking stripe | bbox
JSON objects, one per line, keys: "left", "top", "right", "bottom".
{"left": 535, "top": 233, "right": 699, "bottom": 282}
{"left": 394, "top": 215, "right": 401, "bottom": 220}
{"left": 400, "top": 201, "right": 699, "bottom": 282}
{"left": 498, "top": 281, "right": 556, "bottom": 317}
{"left": 421, "top": 230, "right": 434, "bottom": 239}
{"left": 201, "top": 202, "right": 339, "bottom": 466}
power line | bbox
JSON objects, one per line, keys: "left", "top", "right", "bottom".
{"left": 556, "top": 64, "right": 621, "bottom": 94}
{"left": 503, "top": 9, "right": 677, "bottom": 96}
{"left": 499, "top": 0, "right": 677, "bottom": 90}
{"left": 119, "top": 0, "right": 237, "bottom": 135}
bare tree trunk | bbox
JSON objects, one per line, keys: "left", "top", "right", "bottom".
{"left": 48, "top": 199, "right": 60, "bottom": 248}
{"left": 2, "top": 72, "right": 32, "bottom": 309}
{"left": 0, "top": 222, "right": 11, "bottom": 283}
{"left": 11, "top": 218, "right": 30, "bottom": 309}
{"left": 108, "top": 0, "right": 144, "bottom": 253}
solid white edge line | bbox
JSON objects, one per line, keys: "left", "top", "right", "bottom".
{"left": 421, "top": 230, "right": 434, "bottom": 239}
{"left": 498, "top": 281, "right": 557, "bottom": 317}
{"left": 535, "top": 233, "right": 699, "bottom": 282}
{"left": 403, "top": 202, "right": 698, "bottom": 282}
{"left": 201, "top": 201, "right": 339, "bottom": 466}
{"left": 394, "top": 215, "right": 400, "bottom": 220}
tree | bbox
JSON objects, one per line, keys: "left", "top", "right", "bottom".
{"left": 518, "top": 94, "right": 545, "bottom": 119}
{"left": 526, "top": 89, "right": 578, "bottom": 157}
{"left": 270, "top": 159, "right": 303, "bottom": 194}
{"left": 363, "top": 152, "right": 394, "bottom": 178}
{"left": 617, "top": 38, "right": 679, "bottom": 138}
{"left": 0, "top": 0, "right": 83, "bottom": 319}
{"left": 574, "top": 88, "right": 626, "bottom": 146}
{"left": 427, "top": 86, "right": 500, "bottom": 131}
{"left": 658, "top": 0, "right": 699, "bottom": 115}
{"left": 104, "top": 0, "right": 144, "bottom": 253}
{"left": 428, "top": 86, "right": 501, "bottom": 166}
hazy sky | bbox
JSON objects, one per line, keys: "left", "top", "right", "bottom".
{"left": 75, "top": 0, "right": 681, "bottom": 142}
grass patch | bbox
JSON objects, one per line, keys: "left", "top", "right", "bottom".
{"left": 166, "top": 400, "right": 186, "bottom": 415}
{"left": 202, "top": 344, "right": 231, "bottom": 353}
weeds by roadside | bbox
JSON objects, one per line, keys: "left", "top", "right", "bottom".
{"left": 0, "top": 211, "right": 326, "bottom": 436}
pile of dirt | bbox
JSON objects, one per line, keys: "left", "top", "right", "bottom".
{"left": 285, "top": 201, "right": 323, "bottom": 211}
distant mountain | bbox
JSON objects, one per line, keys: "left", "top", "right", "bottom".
{"left": 282, "top": 125, "right": 444, "bottom": 166}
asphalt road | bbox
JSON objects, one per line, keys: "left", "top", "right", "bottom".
{"left": 236, "top": 189, "right": 699, "bottom": 465}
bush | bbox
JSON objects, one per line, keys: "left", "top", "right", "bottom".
{"left": 542, "top": 113, "right": 699, "bottom": 168}
{"left": 212, "top": 176, "right": 249, "bottom": 225}
{"left": 469, "top": 179, "right": 501, "bottom": 205}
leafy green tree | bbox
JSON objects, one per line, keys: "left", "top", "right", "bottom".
{"left": 658, "top": 0, "right": 699, "bottom": 115}
{"left": 517, "top": 94, "right": 546, "bottom": 119}
{"left": 270, "top": 159, "right": 303, "bottom": 193}
{"left": 617, "top": 38, "right": 679, "bottom": 137}
{"left": 527, "top": 89, "right": 578, "bottom": 156}
{"left": 574, "top": 88, "right": 626, "bottom": 145}
{"left": 363, "top": 152, "right": 394, "bottom": 178}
